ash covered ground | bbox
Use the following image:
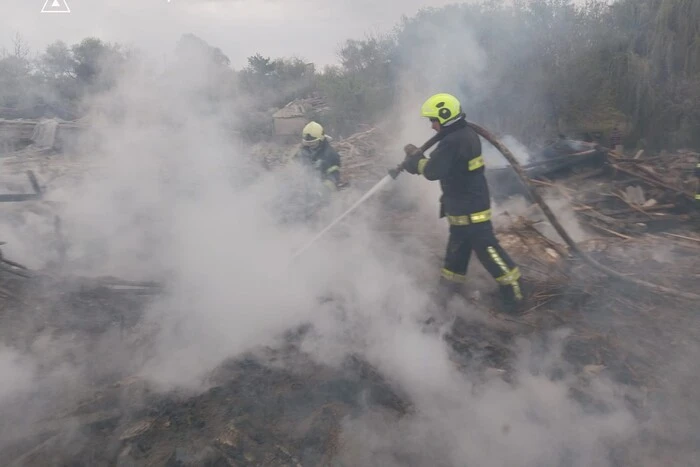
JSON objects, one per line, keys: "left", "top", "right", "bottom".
{"left": 1, "top": 134, "right": 699, "bottom": 466}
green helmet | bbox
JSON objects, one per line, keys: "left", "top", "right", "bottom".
{"left": 420, "top": 93, "right": 462, "bottom": 125}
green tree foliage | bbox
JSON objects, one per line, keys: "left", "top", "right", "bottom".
{"left": 39, "top": 41, "right": 80, "bottom": 105}
{"left": 40, "top": 41, "right": 74, "bottom": 80}
{"left": 391, "top": 1, "right": 617, "bottom": 145}
{"left": 0, "top": 34, "right": 38, "bottom": 109}
{"left": 239, "top": 53, "right": 316, "bottom": 108}
{"left": 0, "top": 36, "right": 128, "bottom": 117}
{"left": 169, "top": 33, "right": 237, "bottom": 108}
{"left": 175, "top": 33, "right": 231, "bottom": 69}
{"left": 318, "top": 34, "right": 397, "bottom": 136}
{"left": 0, "top": 0, "right": 697, "bottom": 148}
{"left": 71, "top": 38, "right": 127, "bottom": 92}
{"left": 384, "top": 0, "right": 699, "bottom": 149}
{"left": 235, "top": 53, "right": 316, "bottom": 141}
{"left": 0, "top": 55, "right": 33, "bottom": 108}
{"left": 607, "top": 0, "right": 700, "bottom": 147}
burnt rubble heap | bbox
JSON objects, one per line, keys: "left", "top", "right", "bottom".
{"left": 0, "top": 129, "right": 699, "bottom": 466}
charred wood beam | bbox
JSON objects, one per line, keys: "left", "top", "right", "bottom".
{"left": 610, "top": 163, "right": 693, "bottom": 202}
{"left": 467, "top": 122, "right": 700, "bottom": 302}
{"left": 521, "top": 149, "right": 602, "bottom": 170}
{"left": 0, "top": 170, "right": 43, "bottom": 202}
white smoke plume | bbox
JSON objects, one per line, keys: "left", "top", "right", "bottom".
{"left": 0, "top": 3, "right": 638, "bottom": 465}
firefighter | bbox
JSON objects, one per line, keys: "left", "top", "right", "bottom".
{"left": 293, "top": 121, "right": 341, "bottom": 192}
{"left": 402, "top": 93, "right": 525, "bottom": 314}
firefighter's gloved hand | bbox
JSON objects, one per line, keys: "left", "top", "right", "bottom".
{"left": 404, "top": 144, "right": 422, "bottom": 157}
{"left": 403, "top": 144, "right": 425, "bottom": 175}
{"left": 323, "top": 179, "right": 338, "bottom": 192}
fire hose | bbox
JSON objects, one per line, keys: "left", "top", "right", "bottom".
{"left": 295, "top": 121, "right": 700, "bottom": 301}
{"left": 389, "top": 121, "right": 700, "bottom": 301}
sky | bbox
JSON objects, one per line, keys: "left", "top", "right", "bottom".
{"left": 3, "top": 0, "right": 464, "bottom": 69}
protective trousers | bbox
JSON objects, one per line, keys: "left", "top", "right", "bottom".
{"left": 441, "top": 221, "right": 524, "bottom": 305}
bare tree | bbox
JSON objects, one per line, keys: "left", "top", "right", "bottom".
{"left": 12, "top": 32, "right": 30, "bottom": 59}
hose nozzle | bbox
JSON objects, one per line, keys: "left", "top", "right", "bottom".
{"left": 388, "top": 162, "right": 405, "bottom": 179}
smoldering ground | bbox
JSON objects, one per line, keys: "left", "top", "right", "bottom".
{"left": 0, "top": 8, "right": 652, "bottom": 467}
{"left": 4, "top": 75, "right": 637, "bottom": 467}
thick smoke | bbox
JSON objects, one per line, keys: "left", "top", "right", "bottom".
{"left": 0, "top": 3, "right": 635, "bottom": 466}
{"left": 337, "top": 333, "right": 634, "bottom": 467}
{"left": 0, "top": 347, "right": 34, "bottom": 403}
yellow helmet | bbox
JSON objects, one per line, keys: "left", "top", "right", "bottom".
{"left": 302, "top": 121, "right": 325, "bottom": 147}
{"left": 420, "top": 93, "right": 462, "bottom": 125}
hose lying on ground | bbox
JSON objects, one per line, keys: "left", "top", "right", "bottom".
{"left": 466, "top": 121, "right": 700, "bottom": 302}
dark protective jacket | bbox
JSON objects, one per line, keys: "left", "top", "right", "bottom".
{"left": 294, "top": 138, "right": 341, "bottom": 190}
{"left": 416, "top": 117, "right": 491, "bottom": 224}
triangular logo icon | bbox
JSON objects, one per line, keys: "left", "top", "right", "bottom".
{"left": 41, "top": 0, "right": 70, "bottom": 13}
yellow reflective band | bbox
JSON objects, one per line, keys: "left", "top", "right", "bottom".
{"left": 496, "top": 267, "right": 522, "bottom": 285}
{"left": 418, "top": 158, "right": 428, "bottom": 175}
{"left": 468, "top": 155, "right": 485, "bottom": 171}
{"left": 447, "top": 209, "right": 491, "bottom": 226}
{"left": 469, "top": 210, "right": 490, "bottom": 222}
{"left": 447, "top": 216, "right": 469, "bottom": 226}
{"left": 696, "top": 163, "right": 700, "bottom": 168}
{"left": 488, "top": 246, "right": 510, "bottom": 275}
{"left": 323, "top": 179, "right": 337, "bottom": 191}
{"left": 326, "top": 165, "right": 339, "bottom": 174}
{"left": 695, "top": 194, "right": 700, "bottom": 200}
{"left": 441, "top": 268, "right": 467, "bottom": 283}
{"left": 488, "top": 247, "right": 523, "bottom": 300}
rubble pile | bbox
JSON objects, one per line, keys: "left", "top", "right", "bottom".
{"left": 1, "top": 147, "right": 99, "bottom": 189}
{"left": 0, "top": 250, "right": 30, "bottom": 309}
{"left": 0, "top": 129, "right": 699, "bottom": 465}
{"left": 617, "top": 149, "right": 700, "bottom": 194}
{"left": 332, "top": 127, "right": 389, "bottom": 187}
{"left": 0, "top": 261, "right": 409, "bottom": 466}
{"left": 521, "top": 148, "right": 700, "bottom": 238}
{"left": 250, "top": 141, "right": 296, "bottom": 172}
{"left": 0, "top": 118, "right": 85, "bottom": 154}
{"left": 2, "top": 226, "right": 698, "bottom": 466}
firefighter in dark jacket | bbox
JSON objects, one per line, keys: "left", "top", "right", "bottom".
{"left": 294, "top": 121, "right": 341, "bottom": 191}
{"left": 402, "top": 93, "right": 525, "bottom": 313}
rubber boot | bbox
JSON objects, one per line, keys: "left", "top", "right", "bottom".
{"left": 498, "top": 282, "right": 528, "bottom": 315}
{"left": 423, "top": 277, "right": 462, "bottom": 331}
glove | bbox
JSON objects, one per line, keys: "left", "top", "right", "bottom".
{"left": 404, "top": 143, "right": 422, "bottom": 157}
{"left": 323, "top": 179, "right": 338, "bottom": 192}
{"left": 402, "top": 144, "right": 425, "bottom": 175}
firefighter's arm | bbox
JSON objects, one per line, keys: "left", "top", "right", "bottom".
{"left": 403, "top": 141, "right": 453, "bottom": 181}
{"left": 321, "top": 148, "right": 341, "bottom": 190}
{"left": 285, "top": 146, "right": 302, "bottom": 165}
